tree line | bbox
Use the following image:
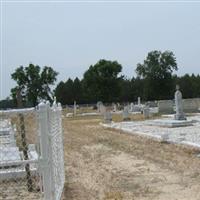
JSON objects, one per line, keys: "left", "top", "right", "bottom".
{"left": 55, "top": 51, "right": 200, "bottom": 105}
{"left": 55, "top": 73, "right": 200, "bottom": 105}
{"left": 0, "top": 50, "right": 200, "bottom": 109}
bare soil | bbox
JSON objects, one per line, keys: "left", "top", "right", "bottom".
{"left": 63, "top": 117, "right": 200, "bottom": 200}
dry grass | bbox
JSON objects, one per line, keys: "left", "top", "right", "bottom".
{"left": 64, "top": 106, "right": 95, "bottom": 115}
{"left": 2, "top": 112, "right": 200, "bottom": 200}
{"left": 10, "top": 112, "right": 38, "bottom": 146}
{"left": 62, "top": 116, "right": 200, "bottom": 200}
{"left": 0, "top": 178, "right": 42, "bottom": 200}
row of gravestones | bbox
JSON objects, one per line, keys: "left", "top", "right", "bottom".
{"left": 97, "top": 97, "right": 142, "bottom": 113}
{"left": 158, "top": 87, "right": 200, "bottom": 114}
{"left": 99, "top": 86, "right": 191, "bottom": 123}
{"left": 97, "top": 100, "right": 151, "bottom": 123}
{"left": 158, "top": 98, "right": 200, "bottom": 114}
{"left": 103, "top": 106, "right": 150, "bottom": 123}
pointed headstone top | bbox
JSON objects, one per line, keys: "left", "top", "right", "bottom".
{"left": 176, "top": 84, "right": 180, "bottom": 91}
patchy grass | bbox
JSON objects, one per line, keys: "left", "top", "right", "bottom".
{"left": 62, "top": 116, "right": 200, "bottom": 200}
{"left": 2, "top": 112, "right": 200, "bottom": 200}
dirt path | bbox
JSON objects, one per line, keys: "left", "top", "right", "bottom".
{"left": 62, "top": 118, "right": 200, "bottom": 200}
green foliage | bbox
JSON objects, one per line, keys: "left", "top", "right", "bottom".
{"left": 176, "top": 74, "right": 200, "bottom": 98}
{"left": 136, "top": 50, "right": 178, "bottom": 100}
{"left": 53, "top": 55, "right": 200, "bottom": 106}
{"left": 83, "top": 59, "right": 123, "bottom": 103}
{"left": 5, "top": 52, "right": 199, "bottom": 109}
{"left": 54, "top": 81, "right": 66, "bottom": 105}
{"left": 0, "top": 97, "right": 15, "bottom": 109}
{"left": 55, "top": 77, "right": 83, "bottom": 105}
{"left": 11, "top": 63, "right": 58, "bottom": 106}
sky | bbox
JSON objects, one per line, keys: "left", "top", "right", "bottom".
{"left": 1, "top": 1, "right": 200, "bottom": 100}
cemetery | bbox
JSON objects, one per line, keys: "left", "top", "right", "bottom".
{"left": 61, "top": 96, "right": 200, "bottom": 200}
{"left": 1, "top": 3, "right": 200, "bottom": 199}
{"left": 1, "top": 89, "right": 200, "bottom": 199}
{"left": 1, "top": 76, "right": 200, "bottom": 200}
{"left": 102, "top": 88, "right": 200, "bottom": 149}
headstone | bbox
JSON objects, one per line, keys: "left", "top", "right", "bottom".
{"left": 53, "top": 96, "right": 57, "bottom": 104}
{"left": 97, "top": 101, "right": 103, "bottom": 112}
{"left": 123, "top": 106, "right": 130, "bottom": 121}
{"left": 143, "top": 106, "right": 150, "bottom": 119}
{"left": 130, "top": 103, "right": 134, "bottom": 112}
{"left": 147, "top": 101, "right": 157, "bottom": 107}
{"left": 112, "top": 103, "right": 117, "bottom": 112}
{"left": 182, "top": 98, "right": 199, "bottom": 113}
{"left": 99, "top": 104, "right": 106, "bottom": 114}
{"left": 158, "top": 100, "right": 174, "bottom": 114}
{"left": 73, "top": 101, "right": 77, "bottom": 116}
{"left": 132, "top": 105, "right": 141, "bottom": 112}
{"left": 103, "top": 110, "right": 112, "bottom": 123}
{"left": 138, "top": 97, "right": 141, "bottom": 106}
{"left": 174, "top": 85, "right": 186, "bottom": 120}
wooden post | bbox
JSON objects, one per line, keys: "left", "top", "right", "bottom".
{"left": 16, "top": 90, "right": 33, "bottom": 192}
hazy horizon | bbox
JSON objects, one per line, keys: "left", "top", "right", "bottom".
{"left": 1, "top": 1, "right": 200, "bottom": 100}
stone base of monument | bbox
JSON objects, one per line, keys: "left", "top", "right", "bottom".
{"left": 103, "top": 111, "right": 112, "bottom": 123}
{"left": 174, "top": 114, "right": 187, "bottom": 120}
{"left": 147, "top": 119, "right": 193, "bottom": 128}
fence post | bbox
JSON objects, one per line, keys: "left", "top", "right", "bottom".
{"left": 58, "top": 103, "right": 65, "bottom": 184}
{"left": 38, "top": 102, "right": 53, "bottom": 200}
{"left": 16, "top": 89, "right": 33, "bottom": 191}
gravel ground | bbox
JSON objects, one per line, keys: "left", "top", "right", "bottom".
{"left": 103, "top": 114, "right": 200, "bottom": 148}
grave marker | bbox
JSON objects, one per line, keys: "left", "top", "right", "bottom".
{"left": 174, "top": 85, "right": 186, "bottom": 120}
{"left": 123, "top": 106, "right": 131, "bottom": 121}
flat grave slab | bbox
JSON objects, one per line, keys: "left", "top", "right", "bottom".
{"left": 146, "top": 119, "right": 193, "bottom": 127}
{"left": 101, "top": 114, "right": 200, "bottom": 149}
{"left": 0, "top": 147, "right": 21, "bottom": 164}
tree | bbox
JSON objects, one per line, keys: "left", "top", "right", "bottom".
{"left": 54, "top": 81, "right": 66, "bottom": 105}
{"left": 64, "top": 78, "right": 74, "bottom": 104}
{"left": 118, "top": 78, "right": 132, "bottom": 102}
{"left": 73, "top": 77, "right": 83, "bottom": 103}
{"left": 0, "top": 97, "right": 15, "bottom": 109}
{"left": 83, "top": 59, "right": 123, "bottom": 103}
{"left": 11, "top": 63, "right": 58, "bottom": 106}
{"left": 136, "top": 50, "right": 178, "bottom": 100}
{"left": 176, "top": 74, "right": 200, "bottom": 98}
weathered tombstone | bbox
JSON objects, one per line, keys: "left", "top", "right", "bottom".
{"left": 143, "top": 106, "right": 150, "bottom": 119}
{"left": 132, "top": 105, "right": 141, "bottom": 112}
{"left": 73, "top": 101, "right": 77, "bottom": 116}
{"left": 147, "top": 101, "right": 157, "bottom": 107}
{"left": 138, "top": 97, "right": 141, "bottom": 106}
{"left": 112, "top": 103, "right": 117, "bottom": 112}
{"left": 97, "top": 101, "right": 103, "bottom": 112}
{"left": 123, "top": 106, "right": 131, "bottom": 121}
{"left": 174, "top": 85, "right": 186, "bottom": 120}
{"left": 182, "top": 98, "right": 199, "bottom": 113}
{"left": 117, "top": 103, "right": 121, "bottom": 110}
{"left": 158, "top": 100, "right": 174, "bottom": 114}
{"left": 99, "top": 104, "right": 106, "bottom": 114}
{"left": 103, "top": 109, "right": 112, "bottom": 123}
{"left": 130, "top": 103, "right": 134, "bottom": 112}
{"left": 53, "top": 96, "right": 57, "bottom": 103}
